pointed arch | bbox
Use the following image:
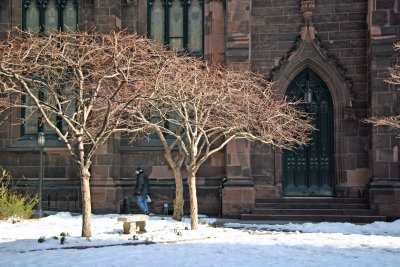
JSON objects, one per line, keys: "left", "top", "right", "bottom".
{"left": 271, "top": 40, "right": 352, "bottom": 194}
{"left": 274, "top": 56, "right": 352, "bottom": 110}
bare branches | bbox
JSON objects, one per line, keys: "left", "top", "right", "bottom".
{"left": 0, "top": 29, "right": 315, "bottom": 230}
{"left": 147, "top": 56, "right": 314, "bottom": 157}
{"left": 0, "top": 29, "right": 173, "bottom": 164}
{"left": 135, "top": 53, "right": 314, "bottom": 228}
{"left": 0, "top": 29, "right": 182, "bottom": 237}
{"left": 132, "top": 46, "right": 314, "bottom": 178}
{"left": 365, "top": 42, "right": 400, "bottom": 133}
{"left": 365, "top": 116, "right": 400, "bottom": 130}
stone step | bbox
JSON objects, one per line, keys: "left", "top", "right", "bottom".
{"left": 241, "top": 197, "right": 386, "bottom": 223}
{"left": 256, "top": 198, "right": 368, "bottom": 204}
{"left": 241, "top": 214, "right": 387, "bottom": 223}
{"left": 254, "top": 203, "right": 370, "bottom": 209}
{"left": 251, "top": 209, "right": 375, "bottom": 216}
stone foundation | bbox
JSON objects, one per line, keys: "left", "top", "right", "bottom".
{"left": 369, "top": 184, "right": 400, "bottom": 220}
{"left": 222, "top": 183, "right": 255, "bottom": 218}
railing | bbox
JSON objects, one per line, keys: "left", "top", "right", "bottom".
{"left": 43, "top": 187, "right": 81, "bottom": 212}
{"left": 15, "top": 185, "right": 81, "bottom": 213}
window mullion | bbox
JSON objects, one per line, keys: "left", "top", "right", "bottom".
{"left": 22, "top": 0, "right": 29, "bottom": 30}
{"left": 147, "top": 0, "right": 153, "bottom": 38}
{"left": 20, "top": 95, "right": 26, "bottom": 136}
{"left": 37, "top": 0, "right": 48, "bottom": 32}
{"left": 201, "top": 0, "right": 204, "bottom": 56}
{"left": 57, "top": 0, "right": 66, "bottom": 31}
{"left": 183, "top": 0, "right": 188, "bottom": 51}
{"left": 73, "top": 0, "right": 79, "bottom": 29}
{"left": 164, "top": 0, "right": 171, "bottom": 47}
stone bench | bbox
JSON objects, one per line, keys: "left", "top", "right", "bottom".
{"left": 117, "top": 214, "right": 149, "bottom": 234}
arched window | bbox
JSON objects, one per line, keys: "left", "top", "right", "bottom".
{"left": 22, "top": 0, "right": 78, "bottom": 32}
{"left": 148, "top": 0, "right": 204, "bottom": 56}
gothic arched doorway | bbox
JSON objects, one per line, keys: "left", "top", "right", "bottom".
{"left": 283, "top": 68, "right": 334, "bottom": 196}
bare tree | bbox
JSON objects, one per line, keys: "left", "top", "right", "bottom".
{"left": 0, "top": 30, "right": 171, "bottom": 237}
{"left": 133, "top": 55, "right": 314, "bottom": 228}
{"left": 0, "top": 30, "right": 314, "bottom": 232}
{"left": 365, "top": 42, "right": 400, "bottom": 133}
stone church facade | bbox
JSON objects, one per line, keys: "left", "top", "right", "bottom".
{"left": 0, "top": 0, "right": 399, "bottom": 220}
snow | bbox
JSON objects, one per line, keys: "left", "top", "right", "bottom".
{"left": 1, "top": 212, "right": 400, "bottom": 267}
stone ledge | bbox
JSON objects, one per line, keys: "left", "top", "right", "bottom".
{"left": 117, "top": 214, "right": 149, "bottom": 222}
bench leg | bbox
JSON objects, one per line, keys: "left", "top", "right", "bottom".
{"left": 123, "top": 222, "right": 137, "bottom": 234}
{"left": 136, "top": 221, "right": 146, "bottom": 232}
{"left": 122, "top": 221, "right": 146, "bottom": 234}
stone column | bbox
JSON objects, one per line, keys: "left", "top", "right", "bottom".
{"left": 225, "top": 0, "right": 251, "bottom": 69}
{"left": 368, "top": 0, "right": 400, "bottom": 219}
{"left": 222, "top": 139, "right": 255, "bottom": 217}
{"left": 204, "top": 0, "right": 225, "bottom": 63}
{"left": 221, "top": 0, "right": 254, "bottom": 218}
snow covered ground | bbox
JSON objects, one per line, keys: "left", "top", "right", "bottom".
{"left": 1, "top": 212, "right": 400, "bottom": 267}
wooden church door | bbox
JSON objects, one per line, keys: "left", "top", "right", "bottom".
{"left": 283, "top": 69, "right": 334, "bottom": 196}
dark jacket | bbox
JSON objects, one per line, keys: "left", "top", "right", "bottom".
{"left": 134, "top": 170, "right": 149, "bottom": 196}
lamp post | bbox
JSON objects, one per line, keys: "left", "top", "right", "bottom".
{"left": 37, "top": 132, "right": 45, "bottom": 218}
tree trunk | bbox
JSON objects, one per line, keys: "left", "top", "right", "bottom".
{"left": 187, "top": 170, "right": 198, "bottom": 230}
{"left": 80, "top": 167, "right": 92, "bottom": 237}
{"left": 172, "top": 167, "right": 184, "bottom": 221}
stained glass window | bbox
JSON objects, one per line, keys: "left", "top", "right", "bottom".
{"left": 169, "top": 0, "right": 184, "bottom": 50}
{"left": 21, "top": 95, "right": 39, "bottom": 135}
{"left": 148, "top": 0, "right": 204, "bottom": 56}
{"left": 20, "top": 87, "right": 65, "bottom": 136}
{"left": 151, "top": 0, "right": 165, "bottom": 44}
{"left": 44, "top": 1, "right": 59, "bottom": 31}
{"left": 63, "top": 0, "right": 78, "bottom": 31}
{"left": 23, "top": 0, "right": 78, "bottom": 32}
{"left": 21, "top": 1, "right": 78, "bottom": 136}
{"left": 25, "top": 3, "right": 40, "bottom": 31}
{"left": 188, "top": 0, "right": 202, "bottom": 54}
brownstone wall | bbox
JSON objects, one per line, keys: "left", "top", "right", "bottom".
{"left": 0, "top": 148, "right": 81, "bottom": 210}
{"left": 93, "top": 0, "right": 120, "bottom": 32}
{"left": 367, "top": 0, "right": 400, "bottom": 219}
{"left": 2, "top": 1, "right": 397, "bottom": 218}
{"left": 10, "top": 0, "right": 21, "bottom": 29}
{"left": 0, "top": 0, "right": 11, "bottom": 40}
{"left": 79, "top": 0, "right": 95, "bottom": 29}
{"left": 0, "top": 0, "right": 227, "bottom": 215}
